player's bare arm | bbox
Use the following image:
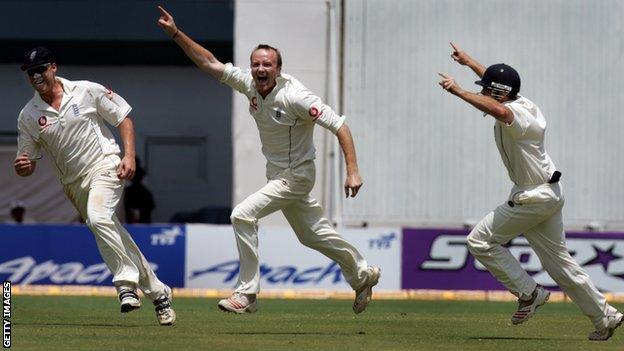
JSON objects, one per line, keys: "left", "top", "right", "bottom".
{"left": 157, "top": 6, "right": 226, "bottom": 80}
{"left": 438, "top": 73, "right": 514, "bottom": 124}
{"left": 450, "top": 42, "right": 486, "bottom": 78}
{"left": 117, "top": 117, "right": 136, "bottom": 180}
{"left": 13, "top": 154, "right": 36, "bottom": 177}
{"left": 336, "top": 124, "right": 363, "bottom": 198}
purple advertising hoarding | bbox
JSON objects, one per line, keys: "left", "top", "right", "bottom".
{"left": 402, "top": 228, "right": 624, "bottom": 292}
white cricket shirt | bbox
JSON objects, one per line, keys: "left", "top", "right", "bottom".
{"left": 220, "top": 63, "right": 345, "bottom": 169}
{"left": 495, "top": 96, "right": 557, "bottom": 186}
{"left": 17, "top": 77, "right": 132, "bottom": 185}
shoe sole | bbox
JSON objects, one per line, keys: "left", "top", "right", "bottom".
{"left": 120, "top": 303, "right": 141, "bottom": 313}
{"left": 511, "top": 290, "right": 550, "bottom": 325}
{"left": 590, "top": 314, "right": 624, "bottom": 341}
{"left": 217, "top": 303, "right": 257, "bottom": 314}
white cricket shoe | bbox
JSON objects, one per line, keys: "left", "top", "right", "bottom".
{"left": 588, "top": 312, "right": 624, "bottom": 341}
{"left": 353, "top": 266, "right": 381, "bottom": 314}
{"left": 218, "top": 292, "right": 258, "bottom": 314}
{"left": 118, "top": 289, "right": 141, "bottom": 313}
{"left": 153, "top": 285, "right": 176, "bottom": 326}
{"left": 511, "top": 285, "right": 550, "bottom": 325}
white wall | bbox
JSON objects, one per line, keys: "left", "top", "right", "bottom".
{"left": 341, "top": 0, "right": 624, "bottom": 230}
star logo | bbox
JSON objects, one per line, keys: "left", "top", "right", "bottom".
{"left": 584, "top": 244, "right": 621, "bottom": 272}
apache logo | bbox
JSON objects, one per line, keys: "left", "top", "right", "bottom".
{"left": 0, "top": 256, "right": 159, "bottom": 285}
{"left": 150, "top": 226, "right": 183, "bottom": 246}
{"left": 419, "top": 235, "right": 624, "bottom": 292}
{"left": 190, "top": 261, "right": 344, "bottom": 286}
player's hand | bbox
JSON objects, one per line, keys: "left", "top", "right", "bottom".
{"left": 157, "top": 5, "right": 178, "bottom": 38}
{"left": 438, "top": 73, "right": 462, "bottom": 95}
{"left": 117, "top": 155, "right": 136, "bottom": 180}
{"left": 13, "top": 154, "right": 35, "bottom": 177}
{"left": 344, "top": 173, "right": 363, "bottom": 198}
{"left": 450, "top": 42, "right": 472, "bottom": 66}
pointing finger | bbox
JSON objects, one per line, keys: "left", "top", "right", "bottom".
{"left": 438, "top": 72, "right": 450, "bottom": 79}
{"left": 157, "top": 5, "right": 171, "bottom": 18}
{"left": 450, "top": 42, "right": 461, "bottom": 52}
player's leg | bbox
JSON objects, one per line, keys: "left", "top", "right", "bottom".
{"left": 525, "top": 206, "right": 622, "bottom": 340}
{"left": 467, "top": 201, "right": 549, "bottom": 300}
{"left": 86, "top": 157, "right": 175, "bottom": 324}
{"left": 281, "top": 196, "right": 376, "bottom": 313}
{"left": 112, "top": 216, "right": 175, "bottom": 325}
{"left": 220, "top": 167, "right": 303, "bottom": 313}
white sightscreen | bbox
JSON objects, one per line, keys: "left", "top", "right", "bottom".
{"left": 342, "top": 0, "right": 624, "bottom": 229}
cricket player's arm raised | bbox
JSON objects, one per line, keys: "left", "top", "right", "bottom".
{"left": 336, "top": 124, "right": 363, "bottom": 198}
{"left": 157, "top": 6, "right": 225, "bottom": 80}
{"left": 438, "top": 73, "right": 514, "bottom": 124}
{"left": 450, "top": 42, "right": 486, "bottom": 78}
{"left": 117, "top": 117, "right": 136, "bottom": 180}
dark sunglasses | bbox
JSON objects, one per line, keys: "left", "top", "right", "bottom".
{"left": 26, "top": 64, "right": 50, "bottom": 77}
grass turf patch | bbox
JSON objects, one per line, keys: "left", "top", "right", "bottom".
{"left": 10, "top": 296, "right": 623, "bottom": 350}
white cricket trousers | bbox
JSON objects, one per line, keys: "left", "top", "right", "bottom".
{"left": 63, "top": 155, "right": 166, "bottom": 301}
{"left": 467, "top": 182, "right": 618, "bottom": 329}
{"left": 230, "top": 160, "right": 369, "bottom": 294}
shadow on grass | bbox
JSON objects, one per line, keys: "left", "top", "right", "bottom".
{"left": 16, "top": 322, "right": 153, "bottom": 328}
{"left": 221, "top": 332, "right": 367, "bottom": 336}
{"left": 468, "top": 336, "right": 563, "bottom": 341}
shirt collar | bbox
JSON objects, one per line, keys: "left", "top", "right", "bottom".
{"left": 31, "top": 76, "right": 75, "bottom": 111}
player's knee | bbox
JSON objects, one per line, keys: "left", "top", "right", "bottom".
{"left": 466, "top": 230, "right": 487, "bottom": 256}
{"left": 297, "top": 235, "right": 317, "bottom": 248}
{"left": 230, "top": 205, "right": 254, "bottom": 225}
{"left": 86, "top": 211, "right": 114, "bottom": 229}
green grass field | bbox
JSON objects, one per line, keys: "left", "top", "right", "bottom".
{"left": 9, "top": 296, "right": 623, "bottom": 350}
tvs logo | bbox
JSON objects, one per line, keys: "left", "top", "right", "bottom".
{"left": 37, "top": 116, "right": 47, "bottom": 126}
{"left": 309, "top": 106, "right": 323, "bottom": 120}
{"left": 250, "top": 97, "right": 258, "bottom": 110}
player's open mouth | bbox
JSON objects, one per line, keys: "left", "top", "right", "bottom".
{"left": 257, "top": 76, "right": 268, "bottom": 84}
{"left": 33, "top": 77, "right": 45, "bottom": 86}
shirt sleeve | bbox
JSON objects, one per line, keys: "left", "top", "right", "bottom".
{"left": 288, "top": 88, "right": 345, "bottom": 134}
{"left": 502, "top": 101, "right": 535, "bottom": 140}
{"left": 220, "top": 63, "right": 254, "bottom": 96}
{"left": 88, "top": 82, "right": 133, "bottom": 127}
{"left": 16, "top": 112, "right": 42, "bottom": 159}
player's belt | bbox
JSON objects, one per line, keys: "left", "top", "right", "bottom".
{"left": 548, "top": 171, "right": 561, "bottom": 184}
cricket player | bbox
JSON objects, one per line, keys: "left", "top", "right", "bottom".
{"left": 438, "top": 42, "right": 622, "bottom": 341}
{"left": 13, "top": 47, "right": 176, "bottom": 326}
{"left": 157, "top": 6, "right": 380, "bottom": 314}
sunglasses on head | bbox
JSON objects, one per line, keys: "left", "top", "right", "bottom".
{"left": 26, "top": 64, "right": 50, "bottom": 77}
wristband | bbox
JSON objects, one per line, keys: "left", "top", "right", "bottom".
{"left": 172, "top": 28, "right": 179, "bottom": 39}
